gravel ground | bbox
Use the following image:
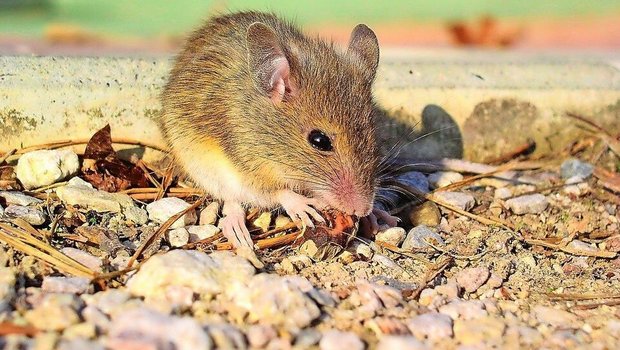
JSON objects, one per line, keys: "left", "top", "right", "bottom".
{"left": 1, "top": 148, "right": 619, "bottom": 349}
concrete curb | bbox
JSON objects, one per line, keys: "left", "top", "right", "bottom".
{"left": 1, "top": 50, "right": 619, "bottom": 162}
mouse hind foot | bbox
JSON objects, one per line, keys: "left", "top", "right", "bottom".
{"left": 220, "top": 202, "right": 254, "bottom": 248}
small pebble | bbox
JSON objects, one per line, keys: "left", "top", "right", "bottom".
{"left": 66, "top": 176, "right": 94, "bottom": 189}
{"left": 402, "top": 225, "right": 445, "bottom": 251}
{"left": 295, "top": 329, "right": 322, "bottom": 347}
{"left": 453, "top": 316, "right": 505, "bottom": 345}
{"left": 505, "top": 194, "right": 548, "bottom": 215}
{"left": 407, "top": 312, "right": 454, "bottom": 341}
{"left": 24, "top": 294, "right": 81, "bottom": 331}
{"left": 408, "top": 201, "right": 441, "bottom": 227}
{"left": 107, "top": 307, "right": 212, "bottom": 350}
{"left": 146, "top": 197, "right": 197, "bottom": 229}
{"left": 562, "top": 176, "right": 590, "bottom": 196}
{"left": 167, "top": 227, "right": 190, "bottom": 247}
{"left": 375, "top": 227, "right": 406, "bottom": 247}
{"left": 58, "top": 339, "right": 103, "bottom": 350}
{"left": 320, "top": 330, "right": 364, "bottom": 350}
{"left": 60, "top": 248, "right": 103, "bottom": 272}
{"left": 253, "top": 211, "right": 272, "bottom": 232}
{"left": 4, "top": 205, "right": 46, "bottom": 225}
{"left": 15, "top": 149, "right": 79, "bottom": 189}
{"left": 199, "top": 201, "right": 219, "bottom": 225}
{"left": 567, "top": 240, "right": 599, "bottom": 254}
{"left": 275, "top": 214, "right": 292, "bottom": 228}
{"left": 456, "top": 266, "right": 490, "bottom": 293}
{"left": 434, "top": 280, "right": 460, "bottom": 300}
{"left": 432, "top": 191, "right": 475, "bottom": 211}
{"left": 560, "top": 158, "right": 594, "bottom": 179}
{"left": 41, "top": 276, "right": 91, "bottom": 294}
{"left": 187, "top": 224, "right": 220, "bottom": 242}
{"left": 532, "top": 305, "right": 580, "bottom": 328}
{"left": 494, "top": 187, "right": 513, "bottom": 199}
{"left": 377, "top": 336, "right": 428, "bottom": 350}
{"left": 247, "top": 324, "right": 277, "bottom": 348}
{"left": 428, "top": 171, "right": 463, "bottom": 189}
{"left": 0, "top": 191, "right": 42, "bottom": 206}
{"left": 439, "top": 300, "right": 487, "bottom": 320}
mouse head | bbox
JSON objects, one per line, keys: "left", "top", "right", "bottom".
{"left": 245, "top": 21, "right": 380, "bottom": 217}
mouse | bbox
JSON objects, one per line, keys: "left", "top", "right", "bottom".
{"left": 159, "top": 11, "right": 398, "bottom": 248}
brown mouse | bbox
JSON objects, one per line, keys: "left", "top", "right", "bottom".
{"left": 159, "top": 11, "right": 397, "bottom": 248}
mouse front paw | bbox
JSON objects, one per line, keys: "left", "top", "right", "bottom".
{"left": 220, "top": 202, "right": 254, "bottom": 248}
{"left": 360, "top": 207, "right": 400, "bottom": 237}
{"left": 277, "top": 190, "right": 325, "bottom": 228}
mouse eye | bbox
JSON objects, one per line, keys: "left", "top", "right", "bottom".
{"left": 307, "top": 130, "right": 333, "bottom": 152}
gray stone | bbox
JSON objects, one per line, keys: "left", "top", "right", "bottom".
{"left": 408, "top": 312, "right": 454, "bottom": 341}
{"left": 295, "top": 329, "right": 322, "bottom": 347}
{"left": 4, "top": 205, "right": 46, "bottom": 225}
{"left": 378, "top": 171, "right": 429, "bottom": 205}
{"left": 505, "top": 194, "right": 548, "bottom": 214}
{"left": 455, "top": 266, "right": 490, "bottom": 293}
{"left": 41, "top": 276, "right": 91, "bottom": 294}
{"left": 187, "top": 224, "right": 220, "bottom": 243}
{"left": 375, "top": 227, "right": 406, "bottom": 246}
{"left": 432, "top": 191, "right": 475, "bottom": 211}
{"left": 206, "top": 323, "right": 247, "bottom": 349}
{"left": 402, "top": 225, "right": 445, "bottom": 251}
{"left": 58, "top": 339, "right": 104, "bottom": 350}
{"left": 167, "top": 227, "right": 189, "bottom": 247}
{"left": 320, "top": 330, "right": 364, "bottom": 350}
{"left": 146, "top": 197, "right": 197, "bottom": 229}
{"left": 56, "top": 184, "right": 147, "bottom": 224}
{"left": 0, "top": 267, "right": 16, "bottom": 313}
{"left": 107, "top": 307, "right": 212, "bottom": 350}
{"left": 428, "top": 171, "right": 463, "bottom": 189}
{"left": 560, "top": 158, "right": 594, "bottom": 179}
{"left": 60, "top": 247, "right": 103, "bottom": 272}
{"left": 0, "top": 191, "right": 42, "bottom": 206}
{"left": 15, "top": 149, "right": 79, "bottom": 189}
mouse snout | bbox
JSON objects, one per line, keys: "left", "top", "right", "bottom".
{"left": 322, "top": 171, "right": 374, "bottom": 217}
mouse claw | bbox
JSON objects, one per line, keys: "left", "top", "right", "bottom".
{"left": 278, "top": 190, "right": 325, "bottom": 228}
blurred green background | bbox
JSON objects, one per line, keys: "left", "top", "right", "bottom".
{"left": 1, "top": 0, "right": 620, "bottom": 38}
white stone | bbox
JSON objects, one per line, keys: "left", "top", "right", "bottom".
{"left": 146, "top": 197, "right": 197, "bottom": 229}
{"left": 432, "top": 191, "right": 475, "bottom": 211}
{"left": 167, "top": 227, "right": 189, "bottom": 247}
{"left": 377, "top": 336, "right": 429, "bottom": 350}
{"left": 126, "top": 250, "right": 255, "bottom": 301}
{"left": 187, "top": 225, "right": 220, "bottom": 243}
{"left": 375, "top": 227, "right": 406, "bottom": 246}
{"left": 15, "top": 150, "right": 79, "bottom": 189}
{"left": 402, "top": 225, "right": 445, "bottom": 251}
{"left": 439, "top": 300, "right": 487, "bottom": 320}
{"left": 0, "top": 191, "right": 42, "bottom": 206}
{"left": 505, "top": 194, "right": 548, "bottom": 215}
{"left": 428, "top": 171, "right": 464, "bottom": 189}
{"left": 532, "top": 305, "right": 580, "bottom": 328}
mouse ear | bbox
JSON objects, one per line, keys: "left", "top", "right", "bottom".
{"left": 347, "top": 24, "right": 380, "bottom": 80}
{"left": 246, "top": 22, "right": 295, "bottom": 104}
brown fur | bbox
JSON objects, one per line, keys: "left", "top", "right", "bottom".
{"left": 159, "top": 11, "right": 380, "bottom": 213}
